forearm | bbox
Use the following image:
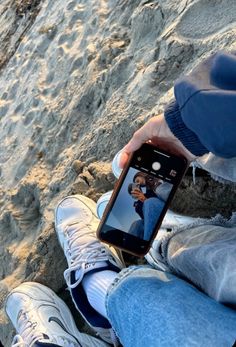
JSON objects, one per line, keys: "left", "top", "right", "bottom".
{"left": 165, "top": 51, "right": 236, "bottom": 159}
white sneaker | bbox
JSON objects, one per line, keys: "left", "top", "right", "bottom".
{"left": 111, "top": 150, "right": 123, "bottom": 180}
{"left": 96, "top": 191, "right": 113, "bottom": 220}
{"left": 96, "top": 150, "right": 122, "bottom": 219}
{"left": 54, "top": 195, "right": 124, "bottom": 346}
{"left": 5, "top": 282, "right": 109, "bottom": 347}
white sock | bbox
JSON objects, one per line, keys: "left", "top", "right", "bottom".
{"left": 82, "top": 270, "right": 118, "bottom": 318}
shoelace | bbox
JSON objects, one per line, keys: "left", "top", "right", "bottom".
{"left": 11, "top": 310, "right": 79, "bottom": 347}
{"left": 11, "top": 335, "right": 26, "bottom": 347}
{"left": 63, "top": 221, "right": 122, "bottom": 289}
{"left": 11, "top": 310, "right": 44, "bottom": 347}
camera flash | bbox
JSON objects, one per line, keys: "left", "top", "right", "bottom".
{"left": 152, "top": 162, "right": 161, "bottom": 171}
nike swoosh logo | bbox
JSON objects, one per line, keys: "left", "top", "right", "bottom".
{"left": 48, "top": 316, "right": 82, "bottom": 346}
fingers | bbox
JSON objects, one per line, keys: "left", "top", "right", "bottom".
{"left": 117, "top": 112, "right": 196, "bottom": 170}
{"left": 131, "top": 188, "right": 140, "bottom": 194}
{"left": 118, "top": 123, "right": 152, "bottom": 168}
{"left": 131, "top": 192, "right": 139, "bottom": 199}
{"left": 119, "top": 151, "right": 129, "bottom": 169}
{"left": 117, "top": 114, "right": 196, "bottom": 169}
{"left": 124, "top": 123, "right": 151, "bottom": 153}
{"left": 131, "top": 191, "right": 144, "bottom": 200}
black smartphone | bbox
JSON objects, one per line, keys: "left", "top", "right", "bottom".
{"left": 97, "top": 143, "right": 188, "bottom": 256}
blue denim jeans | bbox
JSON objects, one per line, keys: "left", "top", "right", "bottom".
{"left": 128, "top": 198, "right": 165, "bottom": 240}
{"left": 194, "top": 153, "right": 236, "bottom": 183}
{"left": 143, "top": 198, "right": 165, "bottom": 241}
{"left": 105, "top": 219, "right": 236, "bottom": 346}
{"left": 106, "top": 266, "right": 236, "bottom": 347}
{"left": 160, "top": 215, "right": 236, "bottom": 307}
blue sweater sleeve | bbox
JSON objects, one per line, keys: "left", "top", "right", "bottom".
{"left": 165, "top": 51, "right": 236, "bottom": 158}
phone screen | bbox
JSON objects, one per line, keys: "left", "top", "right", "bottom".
{"left": 105, "top": 165, "right": 173, "bottom": 241}
{"left": 98, "top": 144, "right": 187, "bottom": 255}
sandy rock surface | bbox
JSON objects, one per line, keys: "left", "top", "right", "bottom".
{"left": 0, "top": 0, "right": 236, "bottom": 344}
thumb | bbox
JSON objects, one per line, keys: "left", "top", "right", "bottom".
{"left": 123, "top": 124, "right": 151, "bottom": 153}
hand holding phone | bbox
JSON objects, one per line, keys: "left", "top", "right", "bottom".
{"left": 119, "top": 114, "right": 196, "bottom": 170}
{"left": 97, "top": 143, "right": 188, "bottom": 257}
{"left": 131, "top": 189, "right": 146, "bottom": 202}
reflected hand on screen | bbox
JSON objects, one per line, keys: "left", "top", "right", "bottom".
{"left": 131, "top": 189, "right": 146, "bottom": 202}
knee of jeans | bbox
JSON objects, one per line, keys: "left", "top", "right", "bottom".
{"left": 143, "top": 197, "right": 155, "bottom": 208}
{"left": 143, "top": 197, "right": 164, "bottom": 210}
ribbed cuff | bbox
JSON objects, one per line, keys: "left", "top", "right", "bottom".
{"left": 164, "top": 100, "right": 208, "bottom": 157}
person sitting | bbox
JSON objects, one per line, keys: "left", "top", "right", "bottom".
{"left": 4, "top": 50, "right": 236, "bottom": 347}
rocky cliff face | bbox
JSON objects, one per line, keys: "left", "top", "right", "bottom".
{"left": 0, "top": 0, "right": 236, "bottom": 343}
